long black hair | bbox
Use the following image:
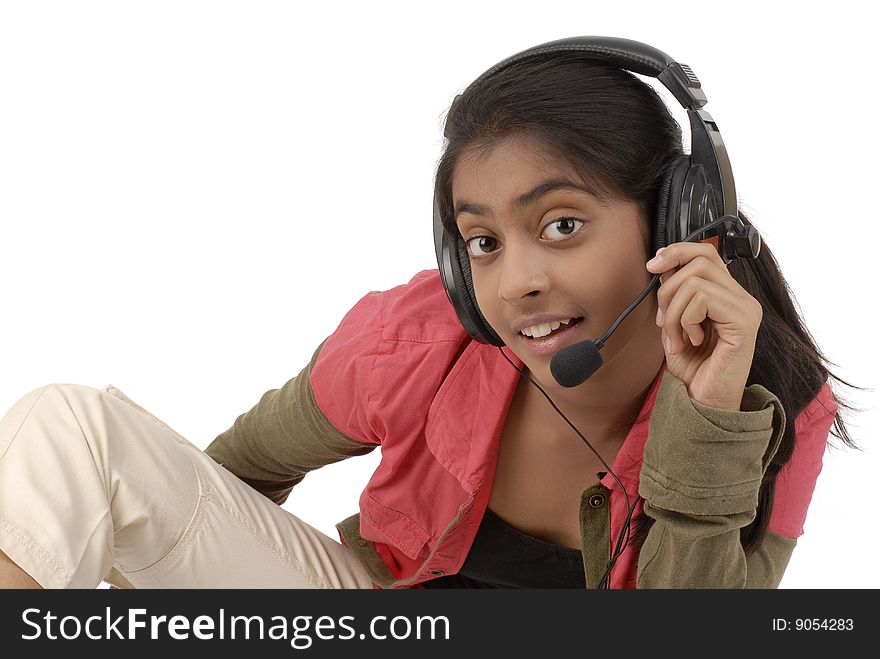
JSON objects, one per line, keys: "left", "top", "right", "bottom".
{"left": 433, "top": 51, "right": 865, "bottom": 556}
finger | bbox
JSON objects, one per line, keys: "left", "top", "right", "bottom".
{"left": 661, "top": 324, "right": 694, "bottom": 357}
{"left": 658, "top": 265, "right": 679, "bottom": 286}
{"left": 645, "top": 241, "right": 727, "bottom": 275}
{"left": 656, "top": 255, "right": 745, "bottom": 323}
{"left": 655, "top": 266, "right": 678, "bottom": 325}
{"left": 661, "top": 278, "right": 741, "bottom": 354}
{"left": 680, "top": 297, "right": 708, "bottom": 347}
{"left": 665, "top": 282, "right": 708, "bottom": 354}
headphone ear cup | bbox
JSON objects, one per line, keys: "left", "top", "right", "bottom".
{"left": 434, "top": 193, "right": 504, "bottom": 346}
{"left": 653, "top": 155, "right": 692, "bottom": 253}
{"left": 454, "top": 236, "right": 505, "bottom": 345}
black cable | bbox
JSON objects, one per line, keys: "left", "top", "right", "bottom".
{"left": 497, "top": 348, "right": 631, "bottom": 590}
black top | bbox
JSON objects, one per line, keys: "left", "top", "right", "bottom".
{"left": 419, "top": 506, "right": 587, "bottom": 589}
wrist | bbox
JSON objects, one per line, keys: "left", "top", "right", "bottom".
{"left": 687, "top": 390, "right": 744, "bottom": 412}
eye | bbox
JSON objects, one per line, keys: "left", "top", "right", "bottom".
{"left": 543, "top": 216, "right": 585, "bottom": 240}
{"left": 463, "top": 216, "right": 586, "bottom": 260}
{"left": 464, "top": 235, "right": 499, "bottom": 258}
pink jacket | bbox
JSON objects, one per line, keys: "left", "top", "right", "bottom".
{"left": 309, "top": 269, "right": 838, "bottom": 588}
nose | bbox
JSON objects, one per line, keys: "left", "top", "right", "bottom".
{"left": 497, "top": 239, "right": 550, "bottom": 303}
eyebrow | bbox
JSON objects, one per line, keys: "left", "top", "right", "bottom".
{"left": 454, "top": 177, "right": 595, "bottom": 223}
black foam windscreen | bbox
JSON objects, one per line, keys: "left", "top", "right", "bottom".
{"left": 550, "top": 340, "right": 604, "bottom": 387}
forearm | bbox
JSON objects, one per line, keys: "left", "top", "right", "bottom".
{"left": 636, "top": 506, "right": 751, "bottom": 588}
{"left": 636, "top": 371, "right": 788, "bottom": 588}
{"left": 636, "top": 504, "right": 796, "bottom": 588}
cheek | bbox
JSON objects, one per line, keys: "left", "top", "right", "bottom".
{"left": 589, "top": 251, "right": 651, "bottom": 315}
{"left": 470, "top": 273, "right": 497, "bottom": 318}
{"left": 591, "top": 268, "right": 630, "bottom": 308}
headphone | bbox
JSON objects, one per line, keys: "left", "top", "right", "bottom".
{"left": 433, "top": 35, "right": 761, "bottom": 349}
{"left": 431, "top": 37, "right": 763, "bottom": 589}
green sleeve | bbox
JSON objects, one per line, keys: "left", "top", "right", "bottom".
{"left": 636, "top": 371, "right": 791, "bottom": 588}
{"left": 204, "top": 337, "right": 378, "bottom": 505}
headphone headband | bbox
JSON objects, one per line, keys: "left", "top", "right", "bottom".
{"left": 454, "top": 36, "right": 707, "bottom": 112}
{"left": 445, "top": 36, "right": 735, "bottom": 218}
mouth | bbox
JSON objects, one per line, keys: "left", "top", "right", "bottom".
{"left": 517, "top": 316, "right": 585, "bottom": 356}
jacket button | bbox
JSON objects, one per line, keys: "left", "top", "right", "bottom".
{"left": 430, "top": 569, "right": 445, "bottom": 576}
{"left": 589, "top": 494, "right": 606, "bottom": 508}
{"left": 356, "top": 538, "right": 368, "bottom": 547}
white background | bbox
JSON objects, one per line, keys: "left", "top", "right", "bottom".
{"left": 1, "top": 0, "right": 876, "bottom": 589}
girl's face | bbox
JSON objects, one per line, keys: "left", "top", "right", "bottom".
{"left": 451, "top": 133, "right": 661, "bottom": 391}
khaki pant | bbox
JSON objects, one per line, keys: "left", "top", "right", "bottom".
{"left": 0, "top": 383, "right": 377, "bottom": 589}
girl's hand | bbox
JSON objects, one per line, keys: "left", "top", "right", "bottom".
{"left": 646, "top": 242, "right": 762, "bottom": 411}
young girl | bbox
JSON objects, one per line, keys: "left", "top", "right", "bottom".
{"left": 0, "top": 37, "right": 857, "bottom": 589}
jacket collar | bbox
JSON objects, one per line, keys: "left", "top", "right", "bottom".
{"left": 424, "top": 340, "right": 522, "bottom": 493}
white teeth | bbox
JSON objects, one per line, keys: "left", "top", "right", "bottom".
{"left": 521, "top": 317, "right": 576, "bottom": 338}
